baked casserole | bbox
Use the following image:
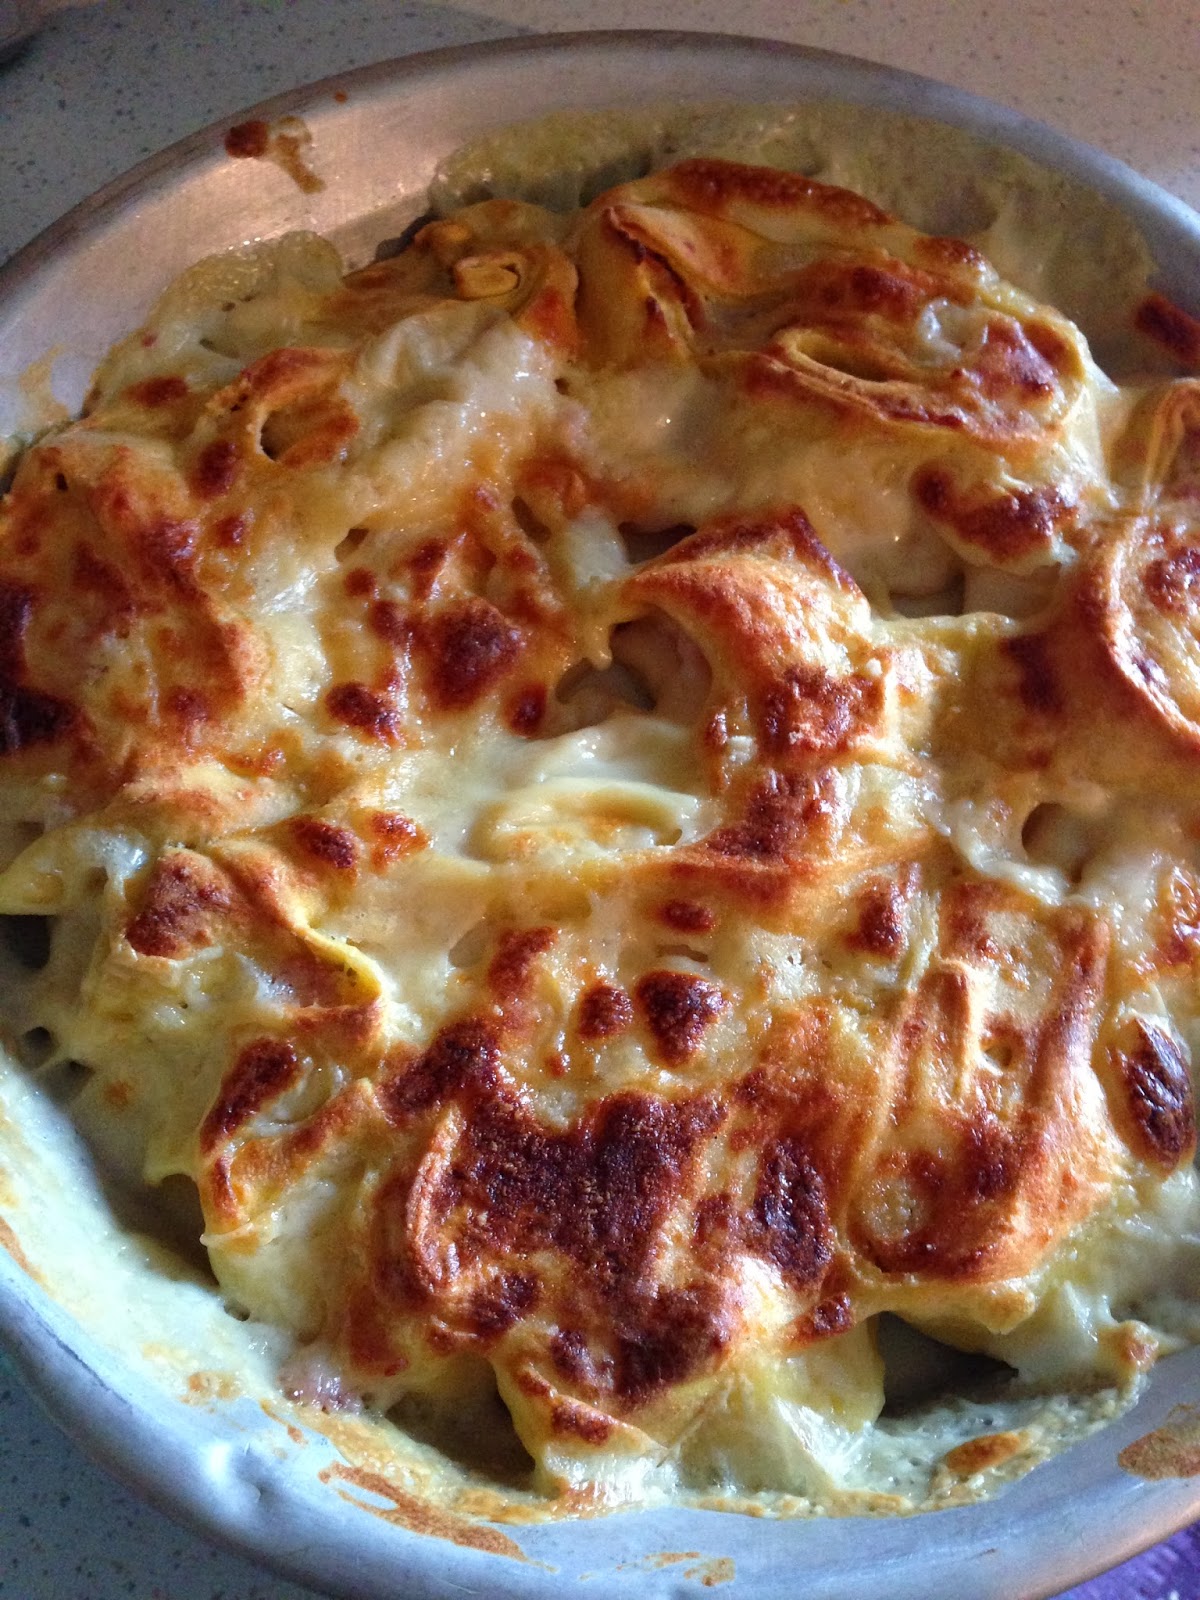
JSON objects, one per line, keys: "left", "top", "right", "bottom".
{"left": 2, "top": 110, "right": 1200, "bottom": 1518}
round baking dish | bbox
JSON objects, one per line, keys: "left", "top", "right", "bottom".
{"left": 2, "top": 31, "right": 1200, "bottom": 1600}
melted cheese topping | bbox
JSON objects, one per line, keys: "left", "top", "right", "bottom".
{"left": 2, "top": 152, "right": 1200, "bottom": 1514}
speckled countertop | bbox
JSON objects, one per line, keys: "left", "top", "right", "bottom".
{"left": 2, "top": 3, "right": 1200, "bottom": 1597}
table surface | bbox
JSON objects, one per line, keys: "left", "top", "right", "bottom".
{"left": 2, "top": 2, "right": 1199, "bottom": 1596}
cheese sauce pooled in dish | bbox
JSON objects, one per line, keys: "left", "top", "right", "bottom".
{"left": 2, "top": 146, "right": 1200, "bottom": 1517}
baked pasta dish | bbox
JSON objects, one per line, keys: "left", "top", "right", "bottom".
{"left": 3, "top": 120, "right": 1200, "bottom": 1516}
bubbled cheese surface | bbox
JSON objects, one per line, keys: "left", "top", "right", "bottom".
{"left": 2, "top": 150, "right": 1200, "bottom": 1513}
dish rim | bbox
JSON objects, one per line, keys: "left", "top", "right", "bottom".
{"left": 2, "top": 28, "right": 1200, "bottom": 1600}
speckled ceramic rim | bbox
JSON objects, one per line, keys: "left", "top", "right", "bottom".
{"left": 2, "top": 31, "right": 1200, "bottom": 1600}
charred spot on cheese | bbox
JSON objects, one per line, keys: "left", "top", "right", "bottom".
{"left": 845, "top": 874, "right": 910, "bottom": 957}
{"left": 191, "top": 438, "right": 241, "bottom": 499}
{"left": 505, "top": 683, "right": 547, "bottom": 734}
{"left": 705, "top": 770, "right": 836, "bottom": 862}
{"left": 290, "top": 817, "right": 359, "bottom": 872}
{"left": 577, "top": 983, "right": 633, "bottom": 1040}
{"left": 125, "top": 852, "right": 233, "bottom": 958}
{"left": 167, "top": 685, "right": 211, "bottom": 732}
{"left": 658, "top": 504, "right": 847, "bottom": 580}
{"left": 469, "top": 1272, "right": 540, "bottom": 1336}
{"left": 802, "top": 258, "right": 944, "bottom": 323}
{"left": 546, "top": 1393, "right": 615, "bottom": 1446}
{"left": 793, "top": 1291, "right": 854, "bottom": 1343}
{"left": 1142, "top": 542, "right": 1200, "bottom": 615}
{"left": 1002, "top": 632, "right": 1064, "bottom": 715}
{"left": 343, "top": 567, "right": 375, "bottom": 601}
{"left": 381, "top": 1019, "right": 501, "bottom": 1123}
{"left": 613, "top": 1281, "right": 734, "bottom": 1402}
{"left": 134, "top": 516, "right": 199, "bottom": 593}
{"left": 419, "top": 598, "right": 522, "bottom": 710}
{"left": 669, "top": 156, "right": 892, "bottom": 229}
{"left": 1088, "top": 518, "right": 1200, "bottom": 749}
{"left": 856, "top": 1129, "right": 1022, "bottom": 1278}
{"left": 759, "top": 664, "right": 881, "bottom": 758}
{"left": 974, "top": 318, "right": 1065, "bottom": 399}
{"left": 746, "top": 1138, "right": 833, "bottom": 1286}
{"left": 215, "top": 511, "right": 249, "bottom": 547}
{"left": 659, "top": 900, "right": 716, "bottom": 934}
{"left": 1111, "top": 1021, "right": 1196, "bottom": 1171}
{"left": 72, "top": 546, "right": 135, "bottom": 616}
{"left": 325, "top": 681, "right": 401, "bottom": 742}
{"left": 367, "top": 811, "right": 426, "bottom": 866}
{"left": 487, "top": 927, "right": 555, "bottom": 1004}
{"left": 201, "top": 1038, "right": 300, "bottom": 1154}
{"left": 635, "top": 970, "right": 728, "bottom": 1065}
{"left": 367, "top": 598, "right": 409, "bottom": 648}
{"left": 363, "top": 1081, "right": 729, "bottom": 1395}
{"left": 914, "top": 467, "right": 1074, "bottom": 566}
{"left": 1155, "top": 869, "right": 1200, "bottom": 969}
{"left": 0, "top": 581, "right": 78, "bottom": 755}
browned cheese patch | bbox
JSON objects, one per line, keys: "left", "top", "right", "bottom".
{"left": 1109, "top": 1020, "right": 1196, "bottom": 1172}
{"left": 851, "top": 889, "right": 1111, "bottom": 1283}
{"left": 941, "top": 1431, "right": 1025, "bottom": 1477}
{"left": 1085, "top": 517, "right": 1200, "bottom": 753}
{"left": 367, "top": 811, "right": 427, "bottom": 870}
{"left": 844, "top": 871, "right": 913, "bottom": 958}
{"left": 190, "top": 438, "right": 241, "bottom": 500}
{"left": 1143, "top": 542, "right": 1200, "bottom": 615}
{"left": 125, "top": 852, "right": 234, "bottom": 958}
{"left": 358, "top": 1016, "right": 753, "bottom": 1404}
{"left": 290, "top": 817, "right": 360, "bottom": 874}
{"left": 668, "top": 157, "right": 893, "bottom": 230}
{"left": 1002, "top": 632, "right": 1064, "bottom": 716}
{"left": 326, "top": 681, "right": 402, "bottom": 743}
{"left": 577, "top": 983, "right": 634, "bottom": 1039}
{"left": 914, "top": 466, "right": 1075, "bottom": 565}
{"left": 1119, "top": 1405, "right": 1200, "bottom": 1479}
{"left": 0, "top": 580, "right": 78, "bottom": 757}
{"left": 418, "top": 597, "right": 523, "bottom": 710}
{"left": 759, "top": 664, "right": 881, "bottom": 759}
{"left": 200, "top": 1038, "right": 300, "bottom": 1155}
{"left": 318, "top": 1463, "right": 530, "bottom": 1560}
{"left": 126, "top": 375, "right": 190, "bottom": 409}
{"left": 635, "top": 971, "right": 728, "bottom": 1066}
{"left": 660, "top": 899, "right": 716, "bottom": 934}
